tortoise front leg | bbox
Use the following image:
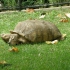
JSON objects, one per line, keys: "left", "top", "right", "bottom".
{"left": 18, "top": 37, "right": 29, "bottom": 44}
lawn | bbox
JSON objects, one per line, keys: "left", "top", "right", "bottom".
{"left": 0, "top": 8, "right": 70, "bottom": 70}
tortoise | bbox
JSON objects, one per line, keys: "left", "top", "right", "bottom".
{"left": 1, "top": 19, "right": 64, "bottom": 45}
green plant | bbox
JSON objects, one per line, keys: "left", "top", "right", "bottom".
{"left": 49, "top": 0, "right": 70, "bottom": 4}
{"left": 22, "top": 0, "right": 35, "bottom": 7}
{"left": 2, "top": 0, "right": 16, "bottom": 8}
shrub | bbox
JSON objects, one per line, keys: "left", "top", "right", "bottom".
{"left": 1, "top": 0, "right": 70, "bottom": 9}
{"left": 2, "top": 0, "right": 16, "bottom": 9}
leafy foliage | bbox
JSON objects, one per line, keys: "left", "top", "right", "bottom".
{"left": 1, "top": 0, "right": 70, "bottom": 9}
{"left": 2, "top": 0, "right": 16, "bottom": 8}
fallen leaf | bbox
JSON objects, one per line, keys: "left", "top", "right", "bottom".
{"left": 0, "top": 61, "right": 12, "bottom": 68}
{"left": 45, "top": 41, "right": 52, "bottom": 44}
{"left": 0, "top": 61, "right": 7, "bottom": 65}
{"left": 9, "top": 47, "right": 19, "bottom": 52}
{"left": 56, "top": 14, "right": 62, "bottom": 18}
{"left": 62, "top": 34, "right": 67, "bottom": 38}
{"left": 39, "top": 15, "right": 45, "bottom": 18}
{"left": 60, "top": 18, "right": 68, "bottom": 22}
{"left": 61, "top": 34, "right": 67, "bottom": 40}
{"left": 26, "top": 8, "right": 34, "bottom": 13}
{"left": 65, "top": 13, "right": 70, "bottom": 18}
{"left": 51, "top": 40, "right": 58, "bottom": 44}
{"left": 56, "top": 14, "right": 66, "bottom": 19}
{"left": 46, "top": 40, "right": 58, "bottom": 44}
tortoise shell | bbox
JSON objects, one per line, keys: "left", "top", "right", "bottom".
{"left": 10, "top": 19, "right": 62, "bottom": 43}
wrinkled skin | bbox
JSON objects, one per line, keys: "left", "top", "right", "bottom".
{"left": 8, "top": 34, "right": 19, "bottom": 45}
{"left": 1, "top": 33, "right": 10, "bottom": 43}
{"left": 1, "top": 33, "right": 19, "bottom": 45}
{"left": 1, "top": 33, "right": 28, "bottom": 45}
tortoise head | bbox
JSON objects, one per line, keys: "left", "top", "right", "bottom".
{"left": 8, "top": 34, "right": 19, "bottom": 45}
{"left": 8, "top": 31, "right": 23, "bottom": 45}
{"left": 0, "top": 33, "right": 10, "bottom": 43}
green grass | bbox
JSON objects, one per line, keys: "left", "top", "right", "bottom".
{"left": 0, "top": 8, "right": 70, "bottom": 70}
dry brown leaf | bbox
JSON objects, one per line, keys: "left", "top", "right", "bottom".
{"left": 26, "top": 8, "right": 34, "bottom": 13}
{"left": 9, "top": 47, "right": 19, "bottom": 52}
{"left": 57, "top": 14, "right": 62, "bottom": 18}
{"left": 57, "top": 14, "right": 66, "bottom": 19}
{"left": 60, "top": 18, "right": 68, "bottom": 22}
